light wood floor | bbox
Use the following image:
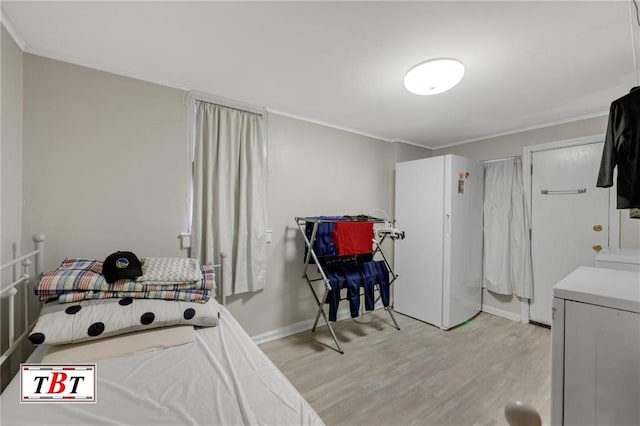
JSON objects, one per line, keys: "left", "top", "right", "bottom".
{"left": 260, "top": 310, "right": 551, "bottom": 426}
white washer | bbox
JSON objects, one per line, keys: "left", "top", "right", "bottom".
{"left": 551, "top": 267, "right": 640, "bottom": 426}
{"left": 595, "top": 248, "right": 640, "bottom": 272}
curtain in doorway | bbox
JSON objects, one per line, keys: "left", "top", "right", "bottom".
{"left": 483, "top": 158, "right": 533, "bottom": 299}
{"left": 191, "top": 101, "right": 267, "bottom": 296}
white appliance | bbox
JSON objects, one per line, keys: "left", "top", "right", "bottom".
{"left": 551, "top": 266, "right": 640, "bottom": 426}
{"left": 595, "top": 247, "right": 640, "bottom": 272}
{"left": 394, "top": 155, "right": 483, "bottom": 330}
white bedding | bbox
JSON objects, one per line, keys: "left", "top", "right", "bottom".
{"left": 0, "top": 306, "right": 324, "bottom": 426}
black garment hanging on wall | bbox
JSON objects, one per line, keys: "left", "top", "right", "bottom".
{"left": 596, "top": 87, "right": 640, "bottom": 209}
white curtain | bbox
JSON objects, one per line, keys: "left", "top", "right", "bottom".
{"left": 191, "top": 101, "right": 267, "bottom": 296}
{"left": 483, "top": 158, "right": 533, "bottom": 299}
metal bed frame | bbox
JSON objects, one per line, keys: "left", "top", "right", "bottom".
{"left": 295, "top": 216, "right": 403, "bottom": 354}
{"left": 1, "top": 234, "right": 45, "bottom": 367}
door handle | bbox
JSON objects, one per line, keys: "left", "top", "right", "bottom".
{"left": 593, "top": 224, "right": 603, "bottom": 232}
{"left": 445, "top": 214, "right": 450, "bottom": 237}
{"left": 592, "top": 244, "right": 602, "bottom": 252}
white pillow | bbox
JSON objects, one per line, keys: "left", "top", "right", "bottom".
{"left": 29, "top": 297, "right": 219, "bottom": 345}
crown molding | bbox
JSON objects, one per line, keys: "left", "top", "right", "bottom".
{"left": 434, "top": 111, "right": 609, "bottom": 150}
{"left": 1, "top": 9, "right": 28, "bottom": 51}
{"left": 267, "top": 108, "right": 397, "bottom": 144}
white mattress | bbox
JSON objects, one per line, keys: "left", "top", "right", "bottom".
{"left": 0, "top": 306, "right": 324, "bottom": 426}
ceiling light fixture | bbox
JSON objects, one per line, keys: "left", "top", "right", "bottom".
{"left": 403, "top": 58, "right": 465, "bottom": 95}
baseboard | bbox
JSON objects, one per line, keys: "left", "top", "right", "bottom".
{"left": 251, "top": 308, "right": 353, "bottom": 346}
{"left": 481, "top": 304, "right": 522, "bottom": 323}
{"left": 251, "top": 318, "right": 315, "bottom": 346}
{"left": 255, "top": 304, "right": 522, "bottom": 344}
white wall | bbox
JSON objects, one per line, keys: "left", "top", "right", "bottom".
{"left": 433, "top": 115, "right": 640, "bottom": 317}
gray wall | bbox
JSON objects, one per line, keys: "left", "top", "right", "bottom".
{"left": 1, "top": 25, "right": 23, "bottom": 266}
{"left": 233, "top": 114, "right": 400, "bottom": 335}
{"left": 435, "top": 117, "right": 608, "bottom": 161}
{"left": 1, "top": 24, "right": 26, "bottom": 392}
{"left": 433, "top": 115, "right": 640, "bottom": 316}
{"left": 395, "top": 142, "right": 432, "bottom": 163}
{"left": 22, "top": 54, "right": 189, "bottom": 268}
{"left": 620, "top": 211, "right": 640, "bottom": 248}
{"left": 20, "top": 54, "right": 431, "bottom": 338}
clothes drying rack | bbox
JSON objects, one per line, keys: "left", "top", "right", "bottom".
{"left": 294, "top": 216, "right": 404, "bottom": 354}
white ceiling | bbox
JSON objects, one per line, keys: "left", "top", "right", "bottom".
{"left": 2, "top": 1, "right": 637, "bottom": 149}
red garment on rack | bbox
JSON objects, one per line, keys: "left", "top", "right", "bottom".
{"left": 333, "top": 222, "right": 373, "bottom": 256}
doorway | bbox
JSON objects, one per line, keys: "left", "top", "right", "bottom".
{"left": 525, "top": 137, "right": 618, "bottom": 325}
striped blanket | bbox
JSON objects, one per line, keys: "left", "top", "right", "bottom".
{"left": 55, "top": 289, "right": 210, "bottom": 304}
{"left": 36, "top": 258, "right": 215, "bottom": 304}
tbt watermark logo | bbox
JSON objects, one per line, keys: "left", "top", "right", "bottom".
{"left": 20, "top": 364, "right": 96, "bottom": 403}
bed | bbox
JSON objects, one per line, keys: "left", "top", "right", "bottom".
{"left": 0, "top": 240, "right": 323, "bottom": 426}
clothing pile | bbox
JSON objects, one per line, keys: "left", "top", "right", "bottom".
{"left": 35, "top": 253, "right": 215, "bottom": 304}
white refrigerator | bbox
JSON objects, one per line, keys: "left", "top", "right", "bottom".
{"left": 394, "top": 154, "right": 483, "bottom": 330}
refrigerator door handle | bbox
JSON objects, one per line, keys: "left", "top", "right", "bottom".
{"left": 445, "top": 213, "right": 451, "bottom": 236}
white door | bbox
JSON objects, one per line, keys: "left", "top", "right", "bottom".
{"left": 394, "top": 157, "right": 445, "bottom": 327}
{"left": 529, "top": 142, "right": 611, "bottom": 325}
{"left": 442, "top": 155, "right": 483, "bottom": 329}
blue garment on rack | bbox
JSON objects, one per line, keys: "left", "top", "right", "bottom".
{"left": 375, "top": 261, "right": 391, "bottom": 307}
{"left": 324, "top": 269, "right": 344, "bottom": 322}
{"left": 359, "top": 262, "right": 377, "bottom": 311}
{"left": 325, "top": 266, "right": 364, "bottom": 321}
{"left": 343, "top": 265, "right": 363, "bottom": 318}
{"left": 304, "top": 216, "right": 343, "bottom": 261}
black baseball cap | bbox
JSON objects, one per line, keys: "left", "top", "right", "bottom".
{"left": 103, "top": 251, "right": 143, "bottom": 283}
